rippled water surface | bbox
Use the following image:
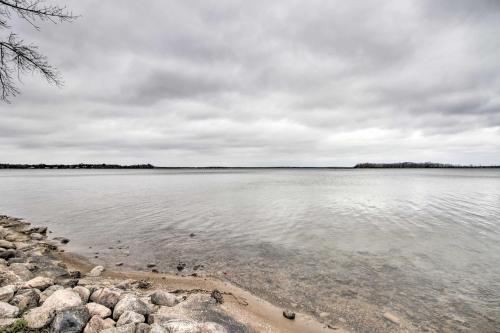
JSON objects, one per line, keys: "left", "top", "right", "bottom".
{"left": 1, "top": 169, "right": 499, "bottom": 332}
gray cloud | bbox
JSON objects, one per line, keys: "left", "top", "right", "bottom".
{"left": 1, "top": 0, "right": 499, "bottom": 166}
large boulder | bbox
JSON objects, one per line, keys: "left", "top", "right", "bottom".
{"left": 86, "top": 302, "right": 112, "bottom": 318}
{"left": 23, "top": 307, "right": 55, "bottom": 329}
{"left": 116, "top": 311, "right": 145, "bottom": 326}
{"left": 150, "top": 290, "right": 179, "bottom": 307}
{"left": 83, "top": 315, "right": 115, "bottom": 333}
{"left": 0, "top": 285, "right": 16, "bottom": 302}
{"left": 42, "top": 289, "right": 82, "bottom": 313}
{"left": 51, "top": 305, "right": 90, "bottom": 333}
{"left": 0, "top": 301, "right": 19, "bottom": 318}
{"left": 101, "top": 323, "right": 136, "bottom": 333}
{"left": 90, "top": 288, "right": 122, "bottom": 309}
{"left": 10, "top": 288, "right": 40, "bottom": 312}
{"left": 73, "top": 286, "right": 91, "bottom": 303}
{"left": 23, "top": 276, "right": 54, "bottom": 290}
{"left": 113, "top": 295, "right": 150, "bottom": 320}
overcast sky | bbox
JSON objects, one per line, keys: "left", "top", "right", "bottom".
{"left": 1, "top": 0, "right": 500, "bottom": 166}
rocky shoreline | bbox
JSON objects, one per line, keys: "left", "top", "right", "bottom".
{"left": 0, "top": 215, "right": 338, "bottom": 333}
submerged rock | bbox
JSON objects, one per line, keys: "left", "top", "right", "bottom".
{"left": 383, "top": 312, "right": 401, "bottom": 325}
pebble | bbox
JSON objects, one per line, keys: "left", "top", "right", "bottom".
{"left": 283, "top": 309, "right": 296, "bottom": 320}
{"left": 383, "top": 312, "right": 401, "bottom": 325}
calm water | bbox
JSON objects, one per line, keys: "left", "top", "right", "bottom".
{"left": 0, "top": 169, "right": 499, "bottom": 332}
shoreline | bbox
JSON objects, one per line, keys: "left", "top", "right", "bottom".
{"left": 0, "top": 214, "right": 344, "bottom": 333}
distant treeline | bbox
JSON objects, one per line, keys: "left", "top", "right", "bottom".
{"left": 354, "top": 162, "right": 500, "bottom": 169}
{"left": 0, "top": 163, "right": 155, "bottom": 169}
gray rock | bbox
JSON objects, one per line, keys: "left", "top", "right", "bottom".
{"left": 23, "top": 306, "right": 55, "bottom": 329}
{"left": 10, "top": 288, "right": 40, "bottom": 312}
{"left": 150, "top": 290, "right": 178, "bottom": 307}
{"left": 51, "top": 305, "right": 90, "bottom": 333}
{"left": 0, "top": 285, "right": 16, "bottom": 302}
{"left": 73, "top": 286, "right": 91, "bottom": 303}
{"left": 84, "top": 315, "right": 116, "bottom": 333}
{"left": 117, "top": 310, "right": 145, "bottom": 326}
{"left": 113, "top": 295, "right": 150, "bottom": 320}
{"left": 136, "top": 323, "right": 151, "bottom": 333}
{"left": 0, "top": 240, "right": 16, "bottom": 250}
{"left": 198, "top": 322, "right": 228, "bottom": 333}
{"left": 88, "top": 266, "right": 105, "bottom": 277}
{"left": 101, "top": 323, "right": 136, "bottom": 333}
{"left": 0, "top": 301, "right": 19, "bottom": 318}
{"left": 90, "top": 288, "right": 122, "bottom": 309}
{"left": 9, "top": 263, "right": 33, "bottom": 281}
{"left": 86, "top": 302, "right": 112, "bottom": 318}
{"left": 23, "top": 276, "right": 54, "bottom": 290}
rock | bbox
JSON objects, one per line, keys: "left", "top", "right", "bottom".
{"left": 0, "top": 318, "right": 16, "bottom": 329}
{"left": 147, "top": 263, "right": 156, "bottom": 268}
{"left": 9, "top": 263, "right": 33, "bottom": 281}
{"left": 28, "top": 226, "right": 48, "bottom": 234}
{"left": 116, "top": 310, "right": 145, "bottom": 326}
{"left": 150, "top": 290, "right": 178, "bottom": 307}
{"left": 73, "top": 286, "right": 91, "bottom": 303}
{"left": 149, "top": 323, "right": 167, "bottom": 333}
{"left": 115, "top": 281, "right": 131, "bottom": 290}
{"left": 60, "top": 278, "right": 79, "bottom": 288}
{"left": 176, "top": 262, "right": 186, "bottom": 271}
{"left": 210, "top": 290, "right": 223, "bottom": 304}
{"left": 54, "top": 237, "right": 70, "bottom": 244}
{"left": 101, "top": 323, "right": 136, "bottom": 333}
{"left": 0, "top": 240, "right": 15, "bottom": 250}
{"left": 23, "top": 276, "right": 54, "bottom": 290}
{"left": 0, "top": 301, "right": 19, "bottom": 317}
{"left": 88, "top": 266, "right": 105, "bottom": 277}
{"left": 30, "top": 233, "right": 44, "bottom": 240}
{"left": 51, "top": 305, "right": 90, "bottom": 333}
{"left": 104, "top": 318, "right": 116, "bottom": 327}
{"left": 23, "top": 306, "right": 55, "bottom": 329}
{"left": 161, "top": 319, "right": 201, "bottom": 333}
{"left": 136, "top": 323, "right": 151, "bottom": 333}
{"left": 319, "top": 312, "right": 330, "bottom": 318}
{"left": 116, "top": 262, "right": 123, "bottom": 267}
{"left": 283, "top": 309, "right": 295, "bottom": 320}
{"left": 84, "top": 315, "right": 115, "bottom": 333}
{"left": 39, "top": 284, "right": 64, "bottom": 303}
{"left": 113, "top": 295, "right": 150, "bottom": 320}
{"left": 0, "top": 285, "right": 16, "bottom": 302}
{"left": 383, "top": 312, "right": 400, "bottom": 325}
{"left": 137, "top": 280, "right": 151, "bottom": 289}
{"left": 189, "top": 233, "right": 196, "bottom": 237}
{"left": 86, "top": 302, "right": 112, "bottom": 318}
{"left": 198, "top": 322, "right": 228, "bottom": 333}
{"left": 42, "top": 289, "right": 83, "bottom": 313}
{"left": 10, "top": 288, "right": 40, "bottom": 311}
{"left": 0, "top": 249, "right": 16, "bottom": 259}
{"left": 90, "top": 288, "right": 122, "bottom": 309}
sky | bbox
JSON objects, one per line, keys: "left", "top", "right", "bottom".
{"left": 1, "top": 0, "right": 500, "bottom": 167}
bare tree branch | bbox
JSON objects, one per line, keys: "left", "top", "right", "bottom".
{"left": 0, "top": 0, "right": 76, "bottom": 102}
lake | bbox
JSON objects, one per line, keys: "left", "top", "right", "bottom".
{"left": 0, "top": 169, "right": 499, "bottom": 332}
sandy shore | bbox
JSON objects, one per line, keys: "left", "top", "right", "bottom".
{"left": 0, "top": 214, "right": 347, "bottom": 333}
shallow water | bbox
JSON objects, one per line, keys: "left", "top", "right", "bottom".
{"left": 1, "top": 169, "right": 499, "bottom": 332}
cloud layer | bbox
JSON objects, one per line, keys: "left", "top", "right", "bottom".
{"left": 1, "top": 0, "right": 499, "bottom": 166}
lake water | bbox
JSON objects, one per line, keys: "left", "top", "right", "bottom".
{"left": 0, "top": 169, "right": 499, "bottom": 332}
